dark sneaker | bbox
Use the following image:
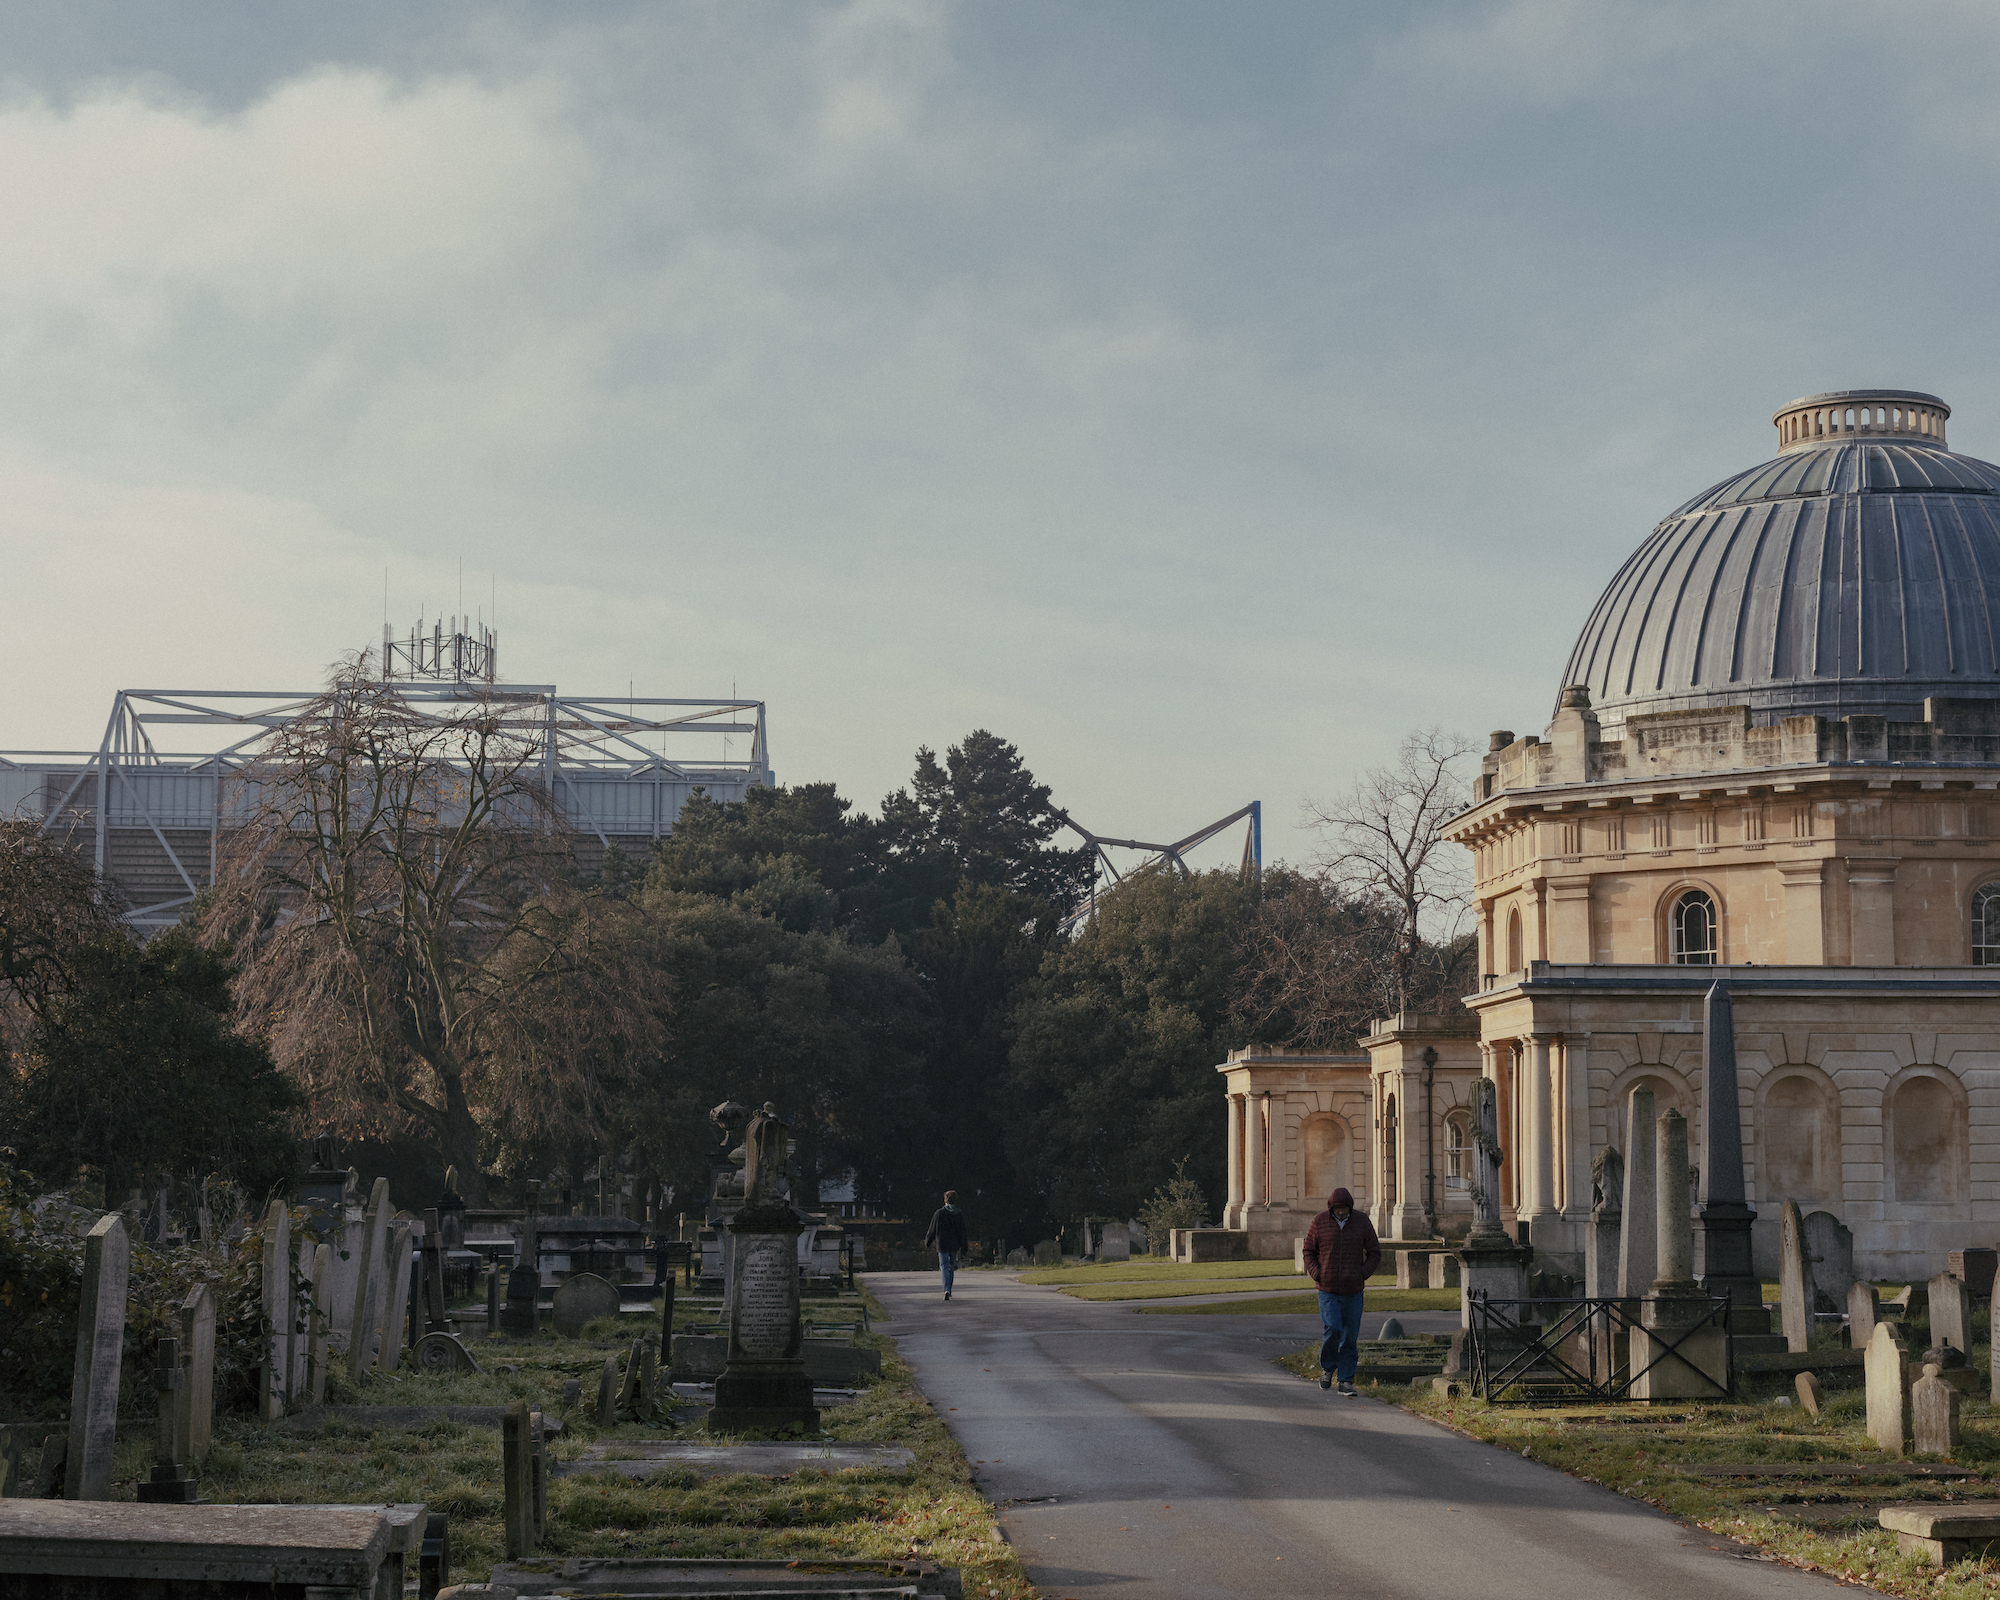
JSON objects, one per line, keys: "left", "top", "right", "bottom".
{"left": 1319, "top": 1372, "right": 1333, "bottom": 1390}
{"left": 944, "top": 1291, "right": 952, "bottom": 1301}
{"left": 1337, "top": 1382, "right": 1357, "bottom": 1397}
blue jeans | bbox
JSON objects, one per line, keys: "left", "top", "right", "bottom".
{"left": 940, "top": 1252, "right": 957, "bottom": 1293}
{"left": 1318, "top": 1290, "right": 1364, "bottom": 1382}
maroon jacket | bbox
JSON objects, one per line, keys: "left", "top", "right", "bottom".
{"left": 1300, "top": 1188, "right": 1381, "bottom": 1295}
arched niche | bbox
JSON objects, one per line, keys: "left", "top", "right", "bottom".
{"left": 1755, "top": 1066, "right": 1840, "bottom": 1204}
{"left": 1301, "top": 1111, "right": 1352, "bottom": 1205}
{"left": 1506, "top": 908, "right": 1523, "bottom": 972}
{"left": 1886, "top": 1067, "right": 1967, "bottom": 1204}
{"left": 1609, "top": 1065, "right": 1690, "bottom": 1156}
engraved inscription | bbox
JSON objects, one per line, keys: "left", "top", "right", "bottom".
{"left": 733, "top": 1234, "right": 797, "bottom": 1360}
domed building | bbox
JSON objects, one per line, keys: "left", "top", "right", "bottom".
{"left": 1445, "top": 389, "right": 2000, "bottom": 1281}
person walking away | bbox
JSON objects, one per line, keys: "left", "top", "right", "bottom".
{"left": 1300, "top": 1186, "right": 1381, "bottom": 1396}
{"left": 924, "top": 1191, "right": 969, "bottom": 1301}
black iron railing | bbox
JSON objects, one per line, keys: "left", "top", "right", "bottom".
{"left": 1466, "top": 1290, "right": 1734, "bottom": 1403}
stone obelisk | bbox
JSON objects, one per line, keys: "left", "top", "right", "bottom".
{"left": 1692, "top": 982, "right": 1770, "bottom": 1332}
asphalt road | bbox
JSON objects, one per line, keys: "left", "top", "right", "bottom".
{"left": 870, "top": 1269, "right": 1866, "bottom": 1600}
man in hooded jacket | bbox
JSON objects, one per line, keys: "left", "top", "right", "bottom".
{"left": 1300, "top": 1186, "right": 1381, "bottom": 1396}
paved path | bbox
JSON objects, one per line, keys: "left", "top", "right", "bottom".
{"left": 872, "top": 1270, "right": 1866, "bottom": 1600}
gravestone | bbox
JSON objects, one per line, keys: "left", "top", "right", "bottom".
{"left": 563, "top": 1378, "right": 582, "bottom": 1413}
{"left": 1802, "top": 1212, "right": 1855, "bottom": 1311}
{"left": 135, "top": 1335, "right": 199, "bottom": 1503}
{"left": 1395, "top": 1250, "right": 1430, "bottom": 1290}
{"left": 487, "top": 1266, "right": 502, "bottom": 1335}
{"left": 1951, "top": 1247, "right": 1999, "bottom": 1300}
{"left": 553, "top": 1272, "right": 621, "bottom": 1337}
{"left": 1584, "top": 1145, "right": 1623, "bottom": 1301}
{"left": 348, "top": 1179, "right": 391, "bottom": 1372}
{"left": 179, "top": 1284, "right": 216, "bottom": 1465}
{"left": 307, "top": 1243, "right": 335, "bottom": 1404}
{"left": 638, "top": 1336, "right": 658, "bottom": 1410}
{"left": 290, "top": 1239, "right": 314, "bottom": 1403}
{"left": 1693, "top": 984, "right": 1766, "bottom": 1331}
{"left": 596, "top": 1355, "right": 620, "bottom": 1426}
{"left": 322, "top": 1169, "right": 365, "bottom": 1358}
{"left": 1428, "top": 1253, "right": 1461, "bottom": 1289}
{"left": 1866, "top": 1323, "right": 1911, "bottom": 1456}
{"left": 1459, "top": 1076, "right": 1529, "bottom": 1326}
{"left": 384, "top": 1220, "right": 418, "bottom": 1369}
{"left": 1632, "top": 1110, "right": 1727, "bottom": 1401}
{"left": 1796, "top": 1371, "right": 1823, "bottom": 1418}
{"left": 259, "top": 1199, "right": 292, "bottom": 1419}
{"left": 1913, "top": 1363, "right": 1961, "bottom": 1457}
{"left": 1850, "top": 1281, "right": 1880, "bottom": 1350}
{"left": 1617, "top": 1086, "right": 1658, "bottom": 1300}
{"left": 1102, "top": 1229, "right": 1131, "bottom": 1262}
{"left": 1032, "top": 1240, "right": 1060, "bottom": 1267}
{"left": 503, "top": 1400, "right": 538, "bottom": 1558}
{"left": 501, "top": 1182, "right": 542, "bottom": 1335}
{"left": 1931, "top": 1270, "right": 1972, "bottom": 1357}
{"left": 64, "top": 1214, "right": 129, "bottom": 1500}
{"left": 1779, "top": 1201, "right": 1815, "bottom": 1354}
{"left": 617, "top": 1340, "right": 644, "bottom": 1412}
{"left": 708, "top": 1102, "right": 818, "bottom": 1435}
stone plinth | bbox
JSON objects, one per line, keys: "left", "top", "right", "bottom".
{"left": 1881, "top": 1503, "right": 2000, "bottom": 1567}
{"left": 1457, "top": 1238, "right": 1531, "bottom": 1329}
{"left": 1629, "top": 1292, "right": 1728, "bottom": 1400}
{"left": 708, "top": 1211, "right": 817, "bottom": 1436}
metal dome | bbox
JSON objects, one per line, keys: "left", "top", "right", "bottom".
{"left": 1561, "top": 390, "right": 2000, "bottom": 730}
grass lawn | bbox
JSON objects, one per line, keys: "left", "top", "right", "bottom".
{"left": 91, "top": 1299, "right": 1032, "bottom": 1599}
{"left": 1055, "top": 1275, "right": 1313, "bottom": 1301}
{"left": 1272, "top": 1332, "right": 2000, "bottom": 1600}
{"left": 1140, "top": 1287, "right": 1459, "bottom": 1315}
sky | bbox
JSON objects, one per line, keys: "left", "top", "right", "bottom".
{"left": 7, "top": 1, "right": 2000, "bottom": 869}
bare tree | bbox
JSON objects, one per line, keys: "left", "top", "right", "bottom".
{"left": 1303, "top": 727, "right": 1476, "bottom": 1015}
{"left": 199, "top": 657, "right": 665, "bottom": 1199}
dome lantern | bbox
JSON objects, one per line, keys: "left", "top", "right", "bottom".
{"left": 1773, "top": 388, "right": 1948, "bottom": 453}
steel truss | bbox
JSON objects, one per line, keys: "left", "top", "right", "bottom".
{"left": 4, "top": 683, "right": 770, "bottom": 930}
{"left": 1466, "top": 1291, "right": 1735, "bottom": 1403}
{"left": 1053, "top": 801, "right": 1262, "bottom": 933}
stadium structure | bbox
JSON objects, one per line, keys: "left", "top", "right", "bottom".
{"left": 0, "top": 621, "right": 772, "bottom": 931}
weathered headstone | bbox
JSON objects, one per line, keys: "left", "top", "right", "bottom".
{"left": 308, "top": 1243, "right": 335, "bottom": 1405}
{"left": 501, "top": 1182, "right": 542, "bottom": 1336}
{"left": 563, "top": 1377, "right": 582, "bottom": 1413}
{"left": 422, "top": 1210, "right": 450, "bottom": 1335}
{"left": 64, "top": 1214, "right": 129, "bottom": 1500}
{"left": 1913, "top": 1363, "right": 1961, "bottom": 1457}
{"left": 1866, "top": 1322, "right": 1911, "bottom": 1456}
{"left": 709, "top": 1102, "right": 819, "bottom": 1435}
{"left": 384, "top": 1220, "right": 418, "bottom": 1370}
{"left": 553, "top": 1272, "right": 621, "bottom": 1338}
{"left": 1395, "top": 1249, "right": 1430, "bottom": 1290}
{"left": 1796, "top": 1371, "right": 1823, "bottom": 1418}
{"left": 638, "top": 1336, "right": 658, "bottom": 1410}
{"left": 1427, "top": 1253, "right": 1461, "bottom": 1289}
{"left": 1802, "top": 1211, "right": 1855, "bottom": 1311}
{"left": 1694, "top": 984, "right": 1765, "bottom": 1329}
{"left": 503, "top": 1400, "right": 537, "bottom": 1558}
{"left": 1584, "top": 1145, "right": 1623, "bottom": 1301}
{"left": 1850, "top": 1280, "right": 1880, "bottom": 1350}
{"left": 259, "top": 1199, "right": 293, "bottom": 1419}
{"left": 1951, "top": 1247, "right": 1999, "bottom": 1300}
{"left": 348, "top": 1178, "right": 391, "bottom": 1373}
{"left": 290, "top": 1238, "right": 314, "bottom": 1403}
{"left": 530, "top": 1408, "right": 547, "bottom": 1540}
{"left": 1632, "top": 1109, "right": 1727, "bottom": 1401}
{"left": 1032, "top": 1240, "right": 1060, "bottom": 1267}
{"left": 134, "top": 1335, "right": 199, "bottom": 1503}
{"left": 1779, "top": 1201, "right": 1815, "bottom": 1354}
{"left": 617, "top": 1340, "right": 644, "bottom": 1412}
{"left": 597, "top": 1355, "right": 620, "bottom": 1426}
{"left": 178, "top": 1284, "right": 216, "bottom": 1465}
{"left": 1931, "top": 1270, "right": 1972, "bottom": 1357}
{"left": 1617, "top": 1086, "right": 1658, "bottom": 1300}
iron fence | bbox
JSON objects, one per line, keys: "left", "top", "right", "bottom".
{"left": 1466, "top": 1290, "right": 1735, "bottom": 1403}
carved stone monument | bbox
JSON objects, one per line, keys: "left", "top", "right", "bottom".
{"left": 1631, "top": 1109, "right": 1727, "bottom": 1400}
{"left": 1616, "top": 1085, "right": 1657, "bottom": 1301}
{"left": 65, "top": 1214, "right": 129, "bottom": 1500}
{"left": 1584, "top": 1145, "right": 1623, "bottom": 1301}
{"left": 501, "top": 1180, "right": 543, "bottom": 1336}
{"left": 1913, "top": 1362, "right": 1961, "bottom": 1457}
{"left": 1456, "top": 1077, "right": 1530, "bottom": 1328}
{"left": 1693, "top": 984, "right": 1769, "bottom": 1334}
{"left": 1779, "top": 1200, "right": 1815, "bottom": 1354}
{"left": 708, "top": 1102, "right": 818, "bottom": 1435}
{"left": 1930, "top": 1270, "right": 1972, "bottom": 1358}
{"left": 1866, "top": 1322, "right": 1911, "bottom": 1457}
{"left": 1802, "top": 1211, "right": 1855, "bottom": 1312}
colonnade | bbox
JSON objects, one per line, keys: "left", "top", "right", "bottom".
{"left": 1222, "top": 1091, "right": 1268, "bottom": 1227}
{"left": 1479, "top": 1030, "right": 1589, "bottom": 1256}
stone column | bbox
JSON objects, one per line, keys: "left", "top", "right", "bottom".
{"left": 1526, "top": 1036, "right": 1557, "bottom": 1227}
{"left": 1393, "top": 1064, "right": 1429, "bottom": 1240}
{"left": 1245, "top": 1092, "right": 1267, "bottom": 1210}
{"left": 1631, "top": 1107, "right": 1728, "bottom": 1400}
{"left": 1225, "top": 1093, "right": 1245, "bottom": 1229}
{"left": 1779, "top": 860, "right": 1827, "bottom": 964}
{"left": 1846, "top": 857, "right": 1900, "bottom": 966}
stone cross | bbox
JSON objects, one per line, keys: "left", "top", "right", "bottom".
{"left": 1866, "top": 1322, "right": 1910, "bottom": 1456}
{"left": 1850, "top": 1280, "right": 1880, "bottom": 1351}
{"left": 307, "top": 1243, "right": 335, "bottom": 1405}
{"left": 259, "top": 1198, "right": 292, "bottom": 1419}
{"left": 347, "top": 1178, "right": 390, "bottom": 1373}
{"left": 1617, "top": 1085, "right": 1658, "bottom": 1299}
{"left": 1778, "top": 1201, "right": 1815, "bottom": 1353}
{"left": 178, "top": 1284, "right": 215, "bottom": 1465}
{"left": 135, "top": 1335, "right": 199, "bottom": 1503}
{"left": 1585, "top": 1145, "right": 1623, "bottom": 1300}
{"left": 1913, "top": 1362, "right": 1962, "bottom": 1457}
{"left": 1466, "top": 1077, "right": 1507, "bottom": 1242}
{"left": 1693, "top": 983, "right": 1760, "bottom": 1316}
{"left": 1652, "top": 1109, "right": 1695, "bottom": 1292}
{"left": 1929, "top": 1270, "right": 1972, "bottom": 1357}
{"left": 65, "top": 1213, "right": 129, "bottom": 1500}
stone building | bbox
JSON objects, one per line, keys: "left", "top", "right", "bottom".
{"left": 1221, "top": 388, "right": 2000, "bottom": 1280}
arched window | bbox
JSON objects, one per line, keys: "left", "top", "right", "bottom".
{"left": 1444, "top": 1112, "right": 1472, "bottom": 1190}
{"left": 1670, "top": 890, "right": 1718, "bottom": 964}
{"left": 1506, "top": 908, "right": 1523, "bottom": 972}
{"left": 1890, "top": 1075, "right": 1964, "bottom": 1202}
{"left": 1973, "top": 883, "right": 2000, "bottom": 964}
